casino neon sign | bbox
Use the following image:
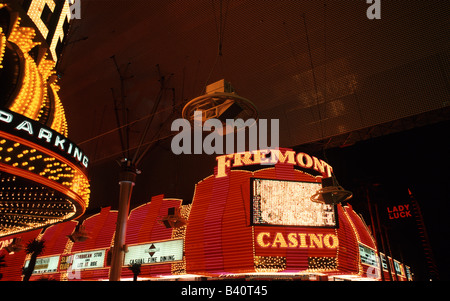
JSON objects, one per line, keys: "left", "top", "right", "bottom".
{"left": 256, "top": 232, "right": 339, "bottom": 249}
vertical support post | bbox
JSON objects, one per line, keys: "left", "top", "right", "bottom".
{"left": 374, "top": 202, "right": 394, "bottom": 281}
{"left": 366, "top": 186, "right": 384, "bottom": 281}
{"left": 109, "top": 161, "right": 136, "bottom": 281}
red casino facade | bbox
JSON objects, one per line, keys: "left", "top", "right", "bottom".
{"left": 0, "top": 149, "right": 412, "bottom": 281}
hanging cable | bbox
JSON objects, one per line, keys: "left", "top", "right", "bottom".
{"left": 202, "top": 0, "right": 231, "bottom": 94}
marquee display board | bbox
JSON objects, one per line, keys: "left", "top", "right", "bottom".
{"left": 72, "top": 250, "right": 106, "bottom": 270}
{"left": 359, "top": 243, "right": 378, "bottom": 267}
{"left": 124, "top": 239, "right": 184, "bottom": 266}
{"left": 251, "top": 178, "right": 336, "bottom": 227}
{"left": 24, "top": 255, "right": 60, "bottom": 275}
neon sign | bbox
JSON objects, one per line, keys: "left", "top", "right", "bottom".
{"left": 216, "top": 149, "right": 333, "bottom": 178}
{"left": 255, "top": 232, "right": 338, "bottom": 249}
{"left": 0, "top": 109, "right": 89, "bottom": 168}
{"left": 387, "top": 204, "right": 412, "bottom": 219}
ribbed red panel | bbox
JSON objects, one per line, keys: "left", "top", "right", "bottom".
{"left": 123, "top": 196, "right": 182, "bottom": 278}
{"left": 336, "top": 205, "right": 359, "bottom": 274}
{"left": 24, "top": 222, "right": 78, "bottom": 281}
{"left": 72, "top": 268, "right": 109, "bottom": 281}
{"left": 344, "top": 205, "right": 376, "bottom": 249}
{"left": 64, "top": 207, "right": 117, "bottom": 281}
{"left": 221, "top": 172, "right": 254, "bottom": 273}
{"left": 40, "top": 221, "right": 78, "bottom": 256}
{"left": 71, "top": 207, "right": 117, "bottom": 252}
{"left": 185, "top": 178, "right": 212, "bottom": 273}
{"left": 126, "top": 195, "right": 181, "bottom": 245}
{"left": 204, "top": 174, "right": 229, "bottom": 272}
{"left": 0, "top": 229, "right": 42, "bottom": 280}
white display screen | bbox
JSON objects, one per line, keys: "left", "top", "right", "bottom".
{"left": 359, "top": 244, "right": 378, "bottom": 267}
{"left": 24, "top": 255, "right": 60, "bottom": 274}
{"left": 124, "top": 239, "right": 184, "bottom": 266}
{"left": 252, "top": 179, "right": 336, "bottom": 227}
{"left": 72, "top": 250, "right": 106, "bottom": 270}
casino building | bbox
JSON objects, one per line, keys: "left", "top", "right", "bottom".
{"left": 0, "top": 1, "right": 415, "bottom": 281}
{"left": 0, "top": 148, "right": 412, "bottom": 281}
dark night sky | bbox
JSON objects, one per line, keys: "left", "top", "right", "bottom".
{"left": 323, "top": 119, "right": 450, "bottom": 281}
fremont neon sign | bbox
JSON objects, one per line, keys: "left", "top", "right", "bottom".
{"left": 215, "top": 149, "right": 333, "bottom": 178}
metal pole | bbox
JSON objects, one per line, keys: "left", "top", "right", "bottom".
{"left": 374, "top": 202, "right": 394, "bottom": 281}
{"left": 383, "top": 225, "right": 398, "bottom": 281}
{"left": 366, "top": 186, "right": 385, "bottom": 281}
{"left": 109, "top": 161, "right": 136, "bottom": 281}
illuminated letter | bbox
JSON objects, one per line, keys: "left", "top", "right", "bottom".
{"left": 323, "top": 162, "right": 333, "bottom": 177}
{"left": 309, "top": 234, "right": 323, "bottom": 248}
{"left": 323, "top": 234, "right": 338, "bottom": 249}
{"left": 67, "top": 143, "right": 73, "bottom": 155}
{"left": 312, "top": 157, "right": 326, "bottom": 175}
{"left": 287, "top": 233, "right": 298, "bottom": 248}
{"left": 15, "top": 121, "right": 34, "bottom": 135}
{"left": 258, "top": 119, "right": 279, "bottom": 153}
{"left": 256, "top": 232, "right": 271, "bottom": 248}
{"left": 54, "top": 135, "right": 66, "bottom": 150}
{"left": 298, "top": 233, "right": 308, "bottom": 248}
{"left": 272, "top": 233, "right": 288, "bottom": 248}
{"left": 48, "top": 1, "right": 71, "bottom": 61}
{"left": 252, "top": 149, "right": 270, "bottom": 165}
{"left": 216, "top": 154, "right": 232, "bottom": 178}
{"left": 38, "top": 128, "right": 53, "bottom": 143}
{"left": 203, "top": 118, "right": 223, "bottom": 154}
{"left": 82, "top": 156, "right": 89, "bottom": 168}
{"left": 270, "top": 149, "right": 296, "bottom": 164}
{"left": 233, "top": 152, "right": 253, "bottom": 167}
{"left": 296, "top": 152, "right": 313, "bottom": 169}
{"left": 171, "top": 118, "right": 191, "bottom": 154}
{"left": 0, "top": 110, "right": 13, "bottom": 123}
{"left": 27, "top": 0, "right": 55, "bottom": 38}
{"left": 366, "top": 0, "right": 381, "bottom": 20}
{"left": 73, "top": 147, "right": 83, "bottom": 162}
